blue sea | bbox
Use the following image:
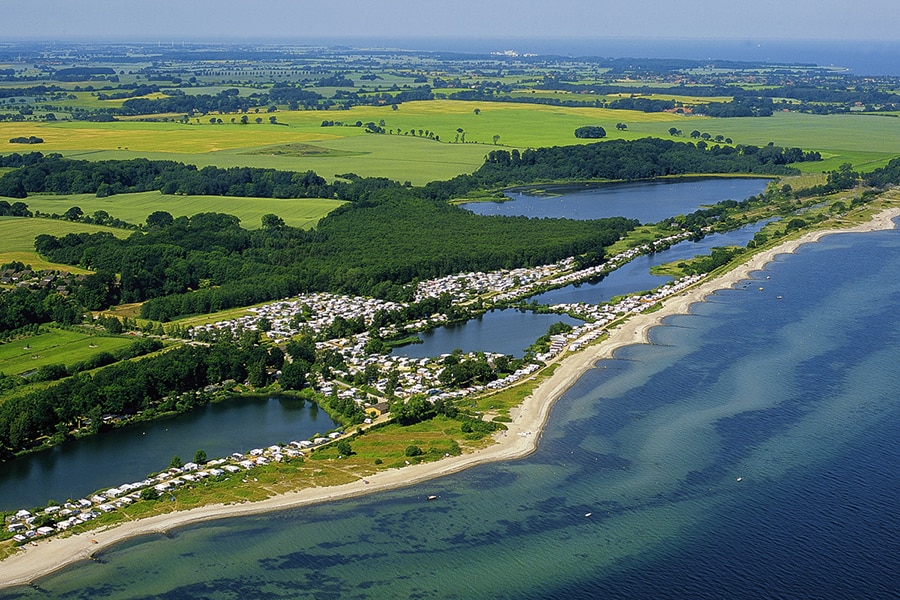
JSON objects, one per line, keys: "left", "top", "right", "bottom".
{"left": 4, "top": 225, "right": 898, "bottom": 598}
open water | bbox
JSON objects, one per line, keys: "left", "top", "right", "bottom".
{"left": 463, "top": 178, "right": 770, "bottom": 224}
{"left": 0, "top": 397, "right": 334, "bottom": 512}
{"left": 4, "top": 224, "right": 897, "bottom": 598}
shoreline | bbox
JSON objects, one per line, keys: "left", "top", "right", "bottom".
{"left": 3, "top": 207, "right": 898, "bottom": 589}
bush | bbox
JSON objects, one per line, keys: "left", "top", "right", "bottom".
{"left": 574, "top": 126, "right": 606, "bottom": 139}
{"left": 405, "top": 445, "right": 423, "bottom": 457}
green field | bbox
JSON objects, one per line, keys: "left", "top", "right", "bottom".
{"left": 21, "top": 192, "right": 344, "bottom": 230}
{"left": 0, "top": 217, "right": 132, "bottom": 272}
{"left": 2, "top": 100, "right": 900, "bottom": 185}
{"left": 0, "top": 328, "right": 135, "bottom": 376}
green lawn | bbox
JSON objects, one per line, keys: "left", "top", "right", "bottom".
{"left": 0, "top": 328, "right": 135, "bottom": 376}
{"left": 22, "top": 192, "right": 344, "bottom": 230}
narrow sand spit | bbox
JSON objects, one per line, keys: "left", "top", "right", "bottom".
{"left": 3, "top": 208, "right": 897, "bottom": 588}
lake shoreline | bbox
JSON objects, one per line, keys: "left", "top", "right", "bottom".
{"left": 3, "top": 206, "right": 898, "bottom": 589}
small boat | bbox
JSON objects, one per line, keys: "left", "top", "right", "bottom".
{"left": 584, "top": 512, "right": 592, "bottom": 518}
{"left": 427, "top": 495, "right": 438, "bottom": 501}
{"left": 736, "top": 477, "right": 743, "bottom": 482}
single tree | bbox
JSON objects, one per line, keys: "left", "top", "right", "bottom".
{"left": 261, "top": 213, "right": 285, "bottom": 230}
{"left": 336, "top": 440, "right": 352, "bottom": 456}
{"left": 146, "top": 210, "right": 174, "bottom": 229}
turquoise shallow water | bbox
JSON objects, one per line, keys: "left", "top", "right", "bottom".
{"left": 4, "top": 226, "right": 900, "bottom": 599}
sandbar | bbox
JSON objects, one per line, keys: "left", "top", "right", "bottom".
{"left": 2, "top": 207, "right": 898, "bottom": 588}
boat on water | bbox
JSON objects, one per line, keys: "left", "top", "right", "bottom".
{"left": 427, "top": 495, "right": 438, "bottom": 501}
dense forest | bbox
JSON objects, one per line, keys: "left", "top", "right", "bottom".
{"left": 33, "top": 193, "right": 635, "bottom": 321}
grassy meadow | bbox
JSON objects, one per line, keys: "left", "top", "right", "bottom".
{"left": 3, "top": 101, "right": 899, "bottom": 183}
{"left": 0, "top": 328, "right": 136, "bottom": 376}
{"left": 0, "top": 217, "right": 131, "bottom": 272}
{"left": 23, "top": 192, "right": 344, "bottom": 230}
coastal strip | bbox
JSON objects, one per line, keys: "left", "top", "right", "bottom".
{"left": 2, "top": 207, "right": 898, "bottom": 589}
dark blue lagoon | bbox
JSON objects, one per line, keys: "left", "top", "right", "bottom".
{"left": 0, "top": 396, "right": 334, "bottom": 512}
{"left": 462, "top": 177, "right": 771, "bottom": 223}
{"left": 390, "top": 309, "right": 583, "bottom": 358}
{"left": 6, "top": 224, "right": 900, "bottom": 599}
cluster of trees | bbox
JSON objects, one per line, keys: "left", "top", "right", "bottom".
{"left": 324, "top": 393, "right": 366, "bottom": 424}
{"left": 390, "top": 394, "right": 458, "bottom": 426}
{"left": 0, "top": 85, "right": 66, "bottom": 99}
{"left": 0, "top": 287, "right": 85, "bottom": 333}
{"left": 265, "top": 83, "right": 323, "bottom": 109}
{"left": 96, "top": 84, "right": 161, "bottom": 101}
{"left": 0, "top": 199, "right": 31, "bottom": 217}
{"left": 606, "top": 97, "right": 675, "bottom": 112}
{"left": 864, "top": 156, "right": 900, "bottom": 189}
{"left": 0, "top": 153, "right": 388, "bottom": 201}
{"left": 8, "top": 136, "right": 43, "bottom": 144}
{"left": 0, "top": 151, "right": 44, "bottom": 168}
{"left": 437, "top": 351, "right": 509, "bottom": 388}
{"left": 51, "top": 67, "right": 116, "bottom": 82}
{"left": 693, "top": 97, "right": 775, "bottom": 117}
{"left": 574, "top": 126, "right": 606, "bottom": 139}
{"left": 678, "top": 246, "right": 743, "bottom": 275}
{"left": 119, "top": 89, "right": 263, "bottom": 117}
{"left": 30, "top": 337, "right": 163, "bottom": 384}
{"left": 425, "top": 138, "right": 819, "bottom": 200}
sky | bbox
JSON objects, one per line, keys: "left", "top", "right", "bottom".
{"left": 2, "top": 0, "right": 898, "bottom": 43}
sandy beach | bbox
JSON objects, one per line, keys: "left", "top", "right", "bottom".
{"left": 3, "top": 207, "right": 898, "bottom": 588}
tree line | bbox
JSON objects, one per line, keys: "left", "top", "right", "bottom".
{"left": 0, "top": 153, "right": 384, "bottom": 201}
